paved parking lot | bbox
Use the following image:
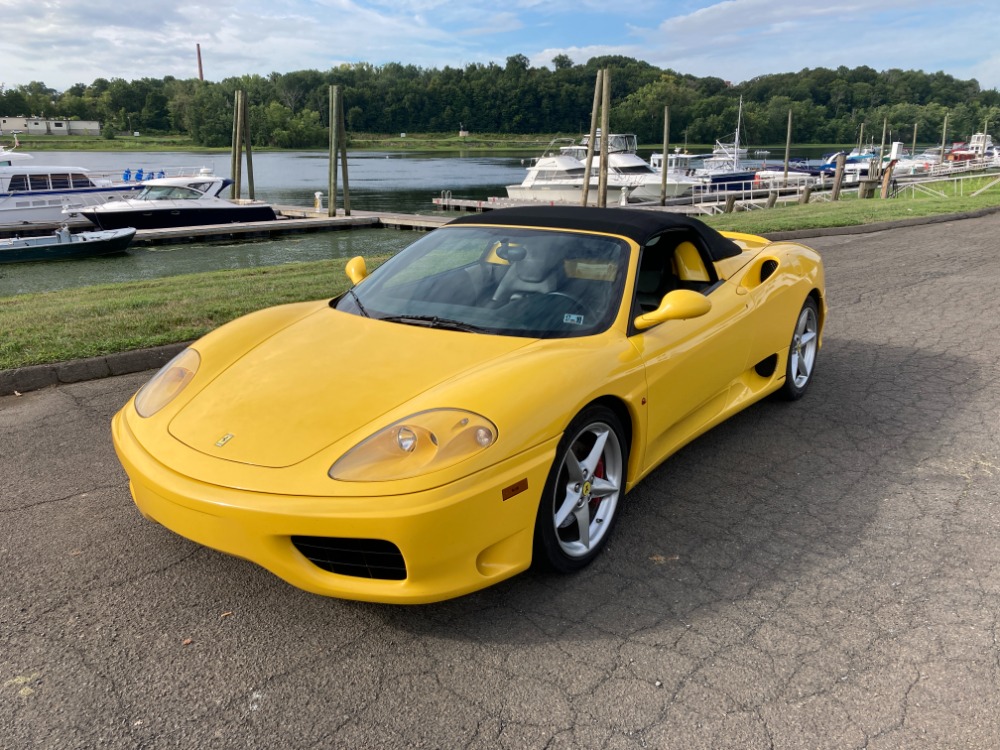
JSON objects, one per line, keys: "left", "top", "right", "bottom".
{"left": 2, "top": 212, "right": 999, "bottom": 749}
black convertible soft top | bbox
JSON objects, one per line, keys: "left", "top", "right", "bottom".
{"left": 447, "top": 206, "right": 743, "bottom": 262}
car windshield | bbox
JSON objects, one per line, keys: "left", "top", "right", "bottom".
{"left": 334, "top": 225, "right": 630, "bottom": 338}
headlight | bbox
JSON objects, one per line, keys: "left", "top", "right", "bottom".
{"left": 329, "top": 409, "right": 498, "bottom": 482}
{"left": 134, "top": 348, "right": 200, "bottom": 418}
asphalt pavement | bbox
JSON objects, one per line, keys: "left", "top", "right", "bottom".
{"left": 2, "top": 212, "right": 1000, "bottom": 749}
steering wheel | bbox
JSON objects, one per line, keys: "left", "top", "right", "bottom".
{"left": 545, "top": 292, "right": 594, "bottom": 322}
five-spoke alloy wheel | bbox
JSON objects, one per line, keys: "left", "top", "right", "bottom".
{"left": 780, "top": 297, "right": 820, "bottom": 400}
{"left": 534, "top": 405, "right": 627, "bottom": 572}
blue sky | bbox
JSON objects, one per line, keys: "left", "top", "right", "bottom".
{"left": 3, "top": 0, "right": 998, "bottom": 92}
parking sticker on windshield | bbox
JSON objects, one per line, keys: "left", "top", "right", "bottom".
{"left": 563, "top": 314, "right": 584, "bottom": 325}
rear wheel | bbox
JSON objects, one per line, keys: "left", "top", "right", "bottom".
{"left": 534, "top": 405, "right": 627, "bottom": 572}
{"left": 780, "top": 297, "right": 819, "bottom": 400}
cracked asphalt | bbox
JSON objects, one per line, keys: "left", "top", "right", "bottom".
{"left": 2, "top": 212, "right": 1000, "bottom": 749}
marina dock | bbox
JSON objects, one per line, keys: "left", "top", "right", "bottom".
{"left": 130, "top": 207, "right": 448, "bottom": 244}
{"left": 0, "top": 207, "right": 450, "bottom": 243}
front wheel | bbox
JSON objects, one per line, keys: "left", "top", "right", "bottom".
{"left": 779, "top": 297, "right": 819, "bottom": 400}
{"left": 534, "top": 405, "right": 628, "bottom": 573}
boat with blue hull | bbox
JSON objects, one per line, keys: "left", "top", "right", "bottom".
{"left": 0, "top": 226, "right": 136, "bottom": 264}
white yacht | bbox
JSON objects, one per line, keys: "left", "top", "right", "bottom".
{"left": 506, "top": 133, "right": 696, "bottom": 204}
{"left": 1, "top": 147, "right": 208, "bottom": 230}
{"left": 76, "top": 173, "right": 277, "bottom": 230}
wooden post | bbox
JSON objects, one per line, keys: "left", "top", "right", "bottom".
{"left": 338, "top": 93, "right": 350, "bottom": 216}
{"left": 874, "top": 117, "right": 887, "bottom": 181}
{"left": 765, "top": 190, "right": 778, "bottom": 208}
{"left": 581, "top": 70, "right": 602, "bottom": 207}
{"left": 783, "top": 109, "right": 792, "bottom": 187}
{"left": 242, "top": 91, "right": 255, "bottom": 200}
{"left": 329, "top": 86, "right": 339, "bottom": 217}
{"left": 831, "top": 153, "right": 846, "bottom": 201}
{"left": 880, "top": 161, "right": 896, "bottom": 199}
{"left": 230, "top": 91, "right": 240, "bottom": 199}
{"left": 598, "top": 69, "right": 610, "bottom": 208}
{"left": 939, "top": 113, "right": 949, "bottom": 163}
{"left": 798, "top": 185, "right": 812, "bottom": 204}
{"left": 659, "top": 106, "right": 670, "bottom": 205}
{"left": 724, "top": 194, "right": 738, "bottom": 213}
{"left": 911, "top": 122, "right": 918, "bottom": 158}
{"left": 232, "top": 91, "right": 244, "bottom": 200}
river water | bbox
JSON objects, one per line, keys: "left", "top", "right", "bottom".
{"left": 1, "top": 146, "right": 848, "bottom": 297}
{"left": 1, "top": 150, "right": 533, "bottom": 297}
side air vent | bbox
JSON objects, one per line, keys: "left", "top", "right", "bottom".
{"left": 291, "top": 536, "right": 407, "bottom": 580}
{"left": 760, "top": 259, "right": 779, "bottom": 282}
{"left": 754, "top": 354, "right": 778, "bottom": 377}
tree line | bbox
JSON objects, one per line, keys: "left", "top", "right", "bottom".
{"left": 3, "top": 57, "right": 999, "bottom": 149}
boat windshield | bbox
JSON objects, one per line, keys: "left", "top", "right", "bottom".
{"left": 615, "top": 164, "right": 656, "bottom": 175}
{"left": 334, "top": 225, "right": 630, "bottom": 339}
{"left": 135, "top": 185, "right": 204, "bottom": 200}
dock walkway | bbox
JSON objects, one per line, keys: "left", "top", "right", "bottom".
{"left": 0, "top": 208, "right": 450, "bottom": 242}
{"left": 129, "top": 207, "right": 448, "bottom": 244}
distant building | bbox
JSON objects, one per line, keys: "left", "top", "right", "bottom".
{"left": 0, "top": 116, "right": 102, "bottom": 136}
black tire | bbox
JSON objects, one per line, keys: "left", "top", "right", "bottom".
{"left": 779, "top": 296, "right": 820, "bottom": 401}
{"left": 533, "top": 405, "right": 628, "bottom": 573}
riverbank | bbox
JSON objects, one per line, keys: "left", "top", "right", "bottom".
{"left": 8, "top": 133, "right": 563, "bottom": 153}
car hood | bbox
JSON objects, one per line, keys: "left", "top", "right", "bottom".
{"left": 168, "top": 308, "right": 533, "bottom": 468}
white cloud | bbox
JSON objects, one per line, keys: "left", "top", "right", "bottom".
{"left": 1, "top": 0, "right": 996, "bottom": 90}
{"left": 628, "top": 0, "right": 999, "bottom": 87}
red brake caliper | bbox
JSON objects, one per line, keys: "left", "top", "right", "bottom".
{"left": 591, "top": 457, "right": 605, "bottom": 509}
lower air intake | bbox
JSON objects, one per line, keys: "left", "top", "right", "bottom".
{"left": 291, "top": 536, "right": 406, "bottom": 580}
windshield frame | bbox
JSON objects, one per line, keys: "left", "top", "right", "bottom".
{"left": 334, "top": 225, "right": 632, "bottom": 340}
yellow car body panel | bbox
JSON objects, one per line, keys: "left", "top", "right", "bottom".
{"left": 114, "top": 409, "right": 559, "bottom": 604}
{"left": 112, "top": 208, "right": 826, "bottom": 603}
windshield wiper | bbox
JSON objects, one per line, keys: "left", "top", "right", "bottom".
{"left": 347, "top": 288, "right": 370, "bottom": 318}
{"left": 378, "top": 314, "right": 486, "bottom": 333}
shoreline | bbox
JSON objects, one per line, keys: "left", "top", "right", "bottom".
{"left": 8, "top": 134, "right": 857, "bottom": 154}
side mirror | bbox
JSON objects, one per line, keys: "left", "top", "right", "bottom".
{"left": 345, "top": 256, "right": 368, "bottom": 285}
{"left": 634, "top": 289, "right": 712, "bottom": 330}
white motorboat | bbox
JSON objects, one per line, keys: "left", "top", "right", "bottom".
{"left": 649, "top": 99, "right": 759, "bottom": 193}
{"left": 506, "top": 133, "right": 696, "bottom": 204}
{"left": 76, "top": 173, "right": 277, "bottom": 230}
{"left": 1, "top": 146, "right": 212, "bottom": 230}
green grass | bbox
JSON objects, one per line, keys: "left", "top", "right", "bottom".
{"left": 0, "top": 258, "right": 386, "bottom": 370}
{"left": 8, "top": 134, "right": 216, "bottom": 152}
{"left": 2, "top": 177, "right": 999, "bottom": 371}
{"left": 702, "top": 177, "right": 1000, "bottom": 234}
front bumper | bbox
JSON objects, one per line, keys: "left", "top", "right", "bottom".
{"left": 112, "top": 409, "right": 558, "bottom": 604}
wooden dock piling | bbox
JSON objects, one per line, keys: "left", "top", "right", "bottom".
{"left": 229, "top": 90, "right": 255, "bottom": 199}
{"left": 581, "top": 71, "right": 602, "bottom": 207}
{"left": 328, "top": 85, "right": 351, "bottom": 217}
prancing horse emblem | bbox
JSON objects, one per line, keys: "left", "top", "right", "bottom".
{"left": 215, "top": 433, "right": 235, "bottom": 448}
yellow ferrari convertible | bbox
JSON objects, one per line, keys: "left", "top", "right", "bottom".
{"left": 112, "top": 206, "right": 826, "bottom": 603}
